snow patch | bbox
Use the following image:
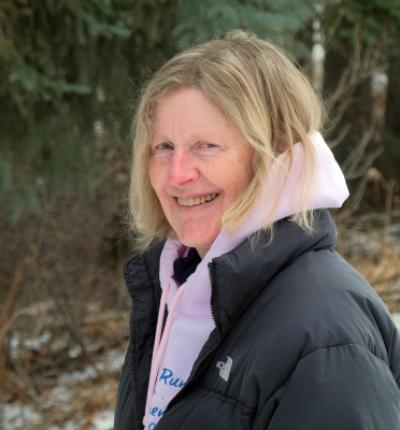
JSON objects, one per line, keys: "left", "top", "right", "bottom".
{"left": 1, "top": 403, "right": 41, "bottom": 430}
{"left": 92, "top": 409, "right": 114, "bottom": 430}
{"left": 392, "top": 313, "right": 400, "bottom": 331}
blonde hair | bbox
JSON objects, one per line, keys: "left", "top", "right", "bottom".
{"left": 129, "top": 30, "right": 325, "bottom": 249}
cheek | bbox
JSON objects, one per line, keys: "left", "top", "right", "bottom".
{"left": 149, "top": 168, "right": 173, "bottom": 220}
{"left": 151, "top": 182, "right": 165, "bottom": 208}
{"left": 225, "top": 151, "right": 254, "bottom": 197}
{"left": 148, "top": 162, "right": 162, "bottom": 197}
{"left": 228, "top": 172, "right": 253, "bottom": 199}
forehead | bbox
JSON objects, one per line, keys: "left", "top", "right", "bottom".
{"left": 151, "top": 87, "right": 240, "bottom": 144}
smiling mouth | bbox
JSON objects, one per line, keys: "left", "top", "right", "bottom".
{"left": 176, "top": 193, "right": 219, "bottom": 207}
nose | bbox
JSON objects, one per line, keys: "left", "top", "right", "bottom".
{"left": 168, "top": 148, "right": 199, "bottom": 186}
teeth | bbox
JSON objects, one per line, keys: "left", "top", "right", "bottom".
{"left": 177, "top": 193, "right": 218, "bottom": 207}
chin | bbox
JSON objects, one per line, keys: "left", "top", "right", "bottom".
{"left": 178, "top": 231, "right": 219, "bottom": 254}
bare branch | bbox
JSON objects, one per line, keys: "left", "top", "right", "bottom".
{"left": 342, "top": 122, "right": 376, "bottom": 176}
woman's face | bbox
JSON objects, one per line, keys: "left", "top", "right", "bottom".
{"left": 149, "top": 87, "right": 254, "bottom": 257}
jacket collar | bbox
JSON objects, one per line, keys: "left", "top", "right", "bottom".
{"left": 123, "top": 240, "right": 164, "bottom": 305}
{"left": 209, "top": 209, "right": 337, "bottom": 335}
{"left": 123, "top": 209, "right": 336, "bottom": 334}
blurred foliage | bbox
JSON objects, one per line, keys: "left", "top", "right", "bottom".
{"left": 333, "top": 0, "right": 400, "bottom": 47}
{"left": 172, "top": 0, "right": 329, "bottom": 58}
{"left": 322, "top": 0, "right": 400, "bottom": 182}
{"left": 1, "top": 0, "right": 400, "bottom": 223}
{"left": 0, "top": 0, "right": 176, "bottom": 222}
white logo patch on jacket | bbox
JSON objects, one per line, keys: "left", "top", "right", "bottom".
{"left": 216, "top": 356, "right": 233, "bottom": 382}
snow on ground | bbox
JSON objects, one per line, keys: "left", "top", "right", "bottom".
{"left": 392, "top": 313, "right": 400, "bottom": 330}
{"left": 1, "top": 346, "right": 125, "bottom": 430}
{"left": 92, "top": 410, "right": 115, "bottom": 430}
{"left": 1, "top": 403, "right": 41, "bottom": 429}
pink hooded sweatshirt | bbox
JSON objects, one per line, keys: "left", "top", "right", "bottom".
{"left": 142, "top": 131, "right": 349, "bottom": 429}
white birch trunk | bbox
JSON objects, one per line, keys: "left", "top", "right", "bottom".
{"left": 311, "top": 1, "right": 325, "bottom": 91}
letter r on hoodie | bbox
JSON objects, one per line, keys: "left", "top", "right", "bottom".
{"left": 159, "top": 368, "right": 173, "bottom": 384}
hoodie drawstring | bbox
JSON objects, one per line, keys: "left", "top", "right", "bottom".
{"left": 143, "top": 282, "right": 187, "bottom": 427}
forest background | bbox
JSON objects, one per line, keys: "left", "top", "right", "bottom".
{"left": 1, "top": 0, "right": 400, "bottom": 429}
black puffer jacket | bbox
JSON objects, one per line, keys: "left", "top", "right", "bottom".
{"left": 114, "top": 210, "right": 400, "bottom": 429}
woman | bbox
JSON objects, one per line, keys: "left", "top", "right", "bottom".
{"left": 114, "top": 31, "right": 400, "bottom": 429}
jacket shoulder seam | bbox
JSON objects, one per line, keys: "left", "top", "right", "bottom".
{"left": 300, "top": 342, "right": 388, "bottom": 368}
{"left": 259, "top": 341, "right": 393, "bottom": 416}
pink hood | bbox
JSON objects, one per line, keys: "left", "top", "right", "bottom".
{"left": 143, "top": 131, "right": 349, "bottom": 428}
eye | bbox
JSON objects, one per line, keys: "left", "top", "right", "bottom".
{"left": 203, "top": 142, "right": 218, "bottom": 149}
{"left": 151, "top": 141, "right": 174, "bottom": 156}
{"left": 195, "top": 141, "right": 221, "bottom": 155}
